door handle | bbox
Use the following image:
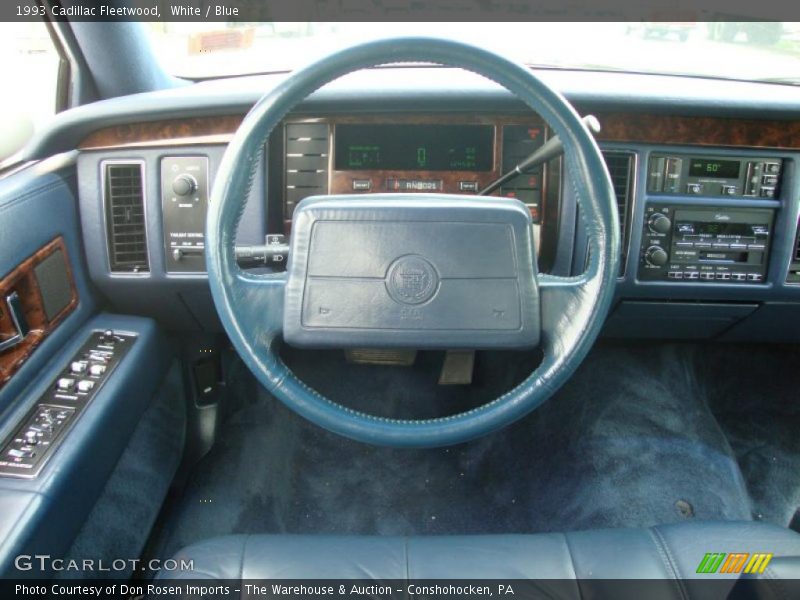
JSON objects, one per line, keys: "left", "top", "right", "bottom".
{"left": 0, "top": 292, "right": 30, "bottom": 353}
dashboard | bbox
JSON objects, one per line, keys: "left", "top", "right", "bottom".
{"left": 60, "top": 67, "right": 800, "bottom": 341}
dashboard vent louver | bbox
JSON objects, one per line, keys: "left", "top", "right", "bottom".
{"left": 103, "top": 162, "right": 149, "bottom": 273}
{"left": 285, "top": 123, "right": 330, "bottom": 220}
{"left": 794, "top": 226, "right": 800, "bottom": 262}
{"left": 601, "top": 151, "right": 635, "bottom": 276}
{"left": 789, "top": 219, "right": 800, "bottom": 283}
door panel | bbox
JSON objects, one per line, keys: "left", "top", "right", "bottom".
{"left": 0, "top": 153, "right": 97, "bottom": 414}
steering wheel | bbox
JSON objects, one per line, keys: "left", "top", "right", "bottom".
{"left": 206, "top": 37, "right": 619, "bottom": 448}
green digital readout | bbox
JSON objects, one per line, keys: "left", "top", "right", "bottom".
{"left": 688, "top": 159, "right": 740, "bottom": 178}
{"left": 335, "top": 124, "right": 493, "bottom": 171}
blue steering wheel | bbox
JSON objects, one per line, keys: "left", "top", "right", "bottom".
{"left": 206, "top": 37, "right": 619, "bottom": 448}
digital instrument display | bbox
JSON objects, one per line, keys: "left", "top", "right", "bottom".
{"left": 688, "top": 159, "right": 741, "bottom": 179}
{"left": 334, "top": 124, "right": 494, "bottom": 171}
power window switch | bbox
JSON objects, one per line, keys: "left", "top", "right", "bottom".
{"left": 8, "top": 448, "right": 34, "bottom": 459}
{"left": 56, "top": 378, "right": 76, "bottom": 391}
{"left": 89, "top": 364, "right": 107, "bottom": 377}
{"left": 77, "top": 380, "right": 95, "bottom": 393}
{"left": 70, "top": 361, "right": 87, "bottom": 374}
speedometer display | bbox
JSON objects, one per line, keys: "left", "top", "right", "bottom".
{"left": 334, "top": 124, "right": 494, "bottom": 171}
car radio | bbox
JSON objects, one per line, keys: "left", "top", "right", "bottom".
{"left": 647, "top": 154, "right": 782, "bottom": 198}
{"left": 638, "top": 204, "right": 774, "bottom": 283}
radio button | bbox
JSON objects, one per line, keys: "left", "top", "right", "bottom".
{"left": 352, "top": 179, "right": 371, "bottom": 191}
{"left": 712, "top": 242, "right": 730, "bottom": 249}
{"left": 687, "top": 183, "right": 703, "bottom": 195}
{"left": 732, "top": 273, "right": 747, "bottom": 282}
{"left": 729, "top": 243, "right": 747, "bottom": 250}
{"left": 762, "top": 175, "right": 778, "bottom": 186}
{"left": 700, "top": 272, "right": 715, "bottom": 281}
{"left": 760, "top": 187, "right": 776, "bottom": 198}
{"left": 764, "top": 163, "right": 781, "bottom": 174}
{"left": 668, "top": 271, "right": 683, "bottom": 279}
{"left": 747, "top": 273, "right": 763, "bottom": 282}
{"left": 459, "top": 181, "right": 479, "bottom": 193}
{"left": 722, "top": 185, "right": 738, "bottom": 196}
{"left": 684, "top": 272, "right": 700, "bottom": 280}
{"left": 694, "top": 242, "right": 712, "bottom": 249}
{"left": 716, "top": 273, "right": 731, "bottom": 280}
{"left": 747, "top": 243, "right": 766, "bottom": 250}
{"left": 675, "top": 241, "right": 694, "bottom": 248}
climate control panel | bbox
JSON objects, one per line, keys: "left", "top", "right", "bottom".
{"left": 647, "top": 154, "right": 782, "bottom": 199}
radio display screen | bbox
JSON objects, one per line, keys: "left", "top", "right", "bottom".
{"left": 677, "top": 221, "right": 758, "bottom": 236}
{"left": 334, "top": 124, "right": 494, "bottom": 171}
{"left": 688, "top": 158, "right": 741, "bottom": 178}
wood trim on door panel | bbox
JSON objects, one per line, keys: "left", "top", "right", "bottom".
{"left": 0, "top": 237, "right": 78, "bottom": 388}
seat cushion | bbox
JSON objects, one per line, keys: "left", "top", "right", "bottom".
{"left": 159, "top": 521, "right": 800, "bottom": 589}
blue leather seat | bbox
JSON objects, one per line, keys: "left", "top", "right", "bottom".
{"left": 159, "top": 521, "right": 800, "bottom": 593}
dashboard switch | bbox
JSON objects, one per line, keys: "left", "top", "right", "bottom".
{"left": 172, "top": 174, "right": 198, "bottom": 197}
{"left": 686, "top": 183, "right": 703, "bottom": 195}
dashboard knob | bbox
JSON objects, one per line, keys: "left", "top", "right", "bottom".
{"left": 648, "top": 212, "right": 672, "bottom": 234}
{"left": 172, "top": 174, "right": 197, "bottom": 196}
{"left": 645, "top": 246, "right": 669, "bottom": 267}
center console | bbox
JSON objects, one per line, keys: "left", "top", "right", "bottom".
{"left": 638, "top": 152, "right": 784, "bottom": 285}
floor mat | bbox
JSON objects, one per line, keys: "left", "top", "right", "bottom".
{"left": 699, "top": 344, "right": 800, "bottom": 526}
{"left": 154, "top": 342, "right": 756, "bottom": 558}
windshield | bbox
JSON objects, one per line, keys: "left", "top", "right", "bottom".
{"left": 145, "top": 22, "right": 800, "bottom": 84}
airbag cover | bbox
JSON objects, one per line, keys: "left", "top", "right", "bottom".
{"left": 283, "top": 195, "right": 539, "bottom": 349}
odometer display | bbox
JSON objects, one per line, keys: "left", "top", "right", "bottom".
{"left": 334, "top": 124, "right": 494, "bottom": 171}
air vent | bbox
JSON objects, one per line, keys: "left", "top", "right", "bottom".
{"left": 285, "top": 123, "right": 329, "bottom": 219}
{"left": 601, "top": 151, "right": 635, "bottom": 275}
{"left": 794, "top": 227, "right": 800, "bottom": 262}
{"left": 103, "top": 162, "right": 149, "bottom": 273}
{"left": 788, "top": 219, "right": 800, "bottom": 283}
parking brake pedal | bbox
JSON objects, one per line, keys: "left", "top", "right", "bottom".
{"left": 438, "top": 350, "right": 475, "bottom": 385}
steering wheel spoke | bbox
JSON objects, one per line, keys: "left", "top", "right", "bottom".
{"left": 538, "top": 273, "right": 600, "bottom": 360}
{"left": 225, "top": 270, "right": 287, "bottom": 345}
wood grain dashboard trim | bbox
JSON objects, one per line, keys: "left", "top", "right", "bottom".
{"left": 78, "top": 112, "right": 800, "bottom": 151}
{"left": 596, "top": 112, "right": 800, "bottom": 149}
{"left": 78, "top": 115, "right": 244, "bottom": 150}
{"left": 0, "top": 237, "right": 78, "bottom": 389}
